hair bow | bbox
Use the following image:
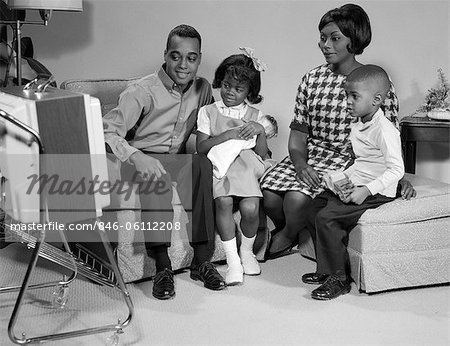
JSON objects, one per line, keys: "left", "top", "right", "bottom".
{"left": 239, "top": 47, "right": 267, "bottom": 72}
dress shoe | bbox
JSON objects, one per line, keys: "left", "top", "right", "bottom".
{"left": 225, "top": 261, "right": 244, "bottom": 286}
{"left": 152, "top": 268, "right": 175, "bottom": 300}
{"left": 265, "top": 235, "right": 297, "bottom": 260}
{"left": 311, "top": 275, "right": 351, "bottom": 300}
{"left": 190, "top": 261, "right": 226, "bottom": 291}
{"left": 240, "top": 251, "right": 261, "bottom": 276}
{"left": 301, "top": 272, "right": 329, "bottom": 285}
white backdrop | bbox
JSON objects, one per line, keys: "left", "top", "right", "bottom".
{"left": 22, "top": 0, "right": 450, "bottom": 182}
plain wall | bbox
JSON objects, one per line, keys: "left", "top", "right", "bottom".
{"left": 19, "top": 0, "right": 450, "bottom": 182}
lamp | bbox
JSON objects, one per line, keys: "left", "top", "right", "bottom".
{"left": 1, "top": 0, "right": 83, "bottom": 85}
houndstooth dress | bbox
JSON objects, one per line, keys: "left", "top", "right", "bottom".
{"left": 260, "top": 64, "right": 399, "bottom": 198}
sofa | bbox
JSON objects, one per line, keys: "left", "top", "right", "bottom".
{"left": 61, "top": 78, "right": 450, "bottom": 292}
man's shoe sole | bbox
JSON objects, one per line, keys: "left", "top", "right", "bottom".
{"left": 311, "top": 285, "right": 351, "bottom": 300}
{"left": 152, "top": 291, "right": 176, "bottom": 300}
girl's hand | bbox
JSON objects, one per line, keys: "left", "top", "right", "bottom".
{"left": 226, "top": 127, "right": 242, "bottom": 140}
{"left": 239, "top": 121, "right": 265, "bottom": 140}
{"left": 297, "top": 165, "right": 321, "bottom": 189}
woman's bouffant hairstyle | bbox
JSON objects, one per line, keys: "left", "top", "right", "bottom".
{"left": 318, "top": 3, "right": 372, "bottom": 55}
{"left": 212, "top": 54, "right": 263, "bottom": 104}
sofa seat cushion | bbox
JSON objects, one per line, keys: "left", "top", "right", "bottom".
{"left": 358, "top": 173, "right": 450, "bottom": 225}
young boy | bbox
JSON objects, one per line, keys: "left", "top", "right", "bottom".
{"left": 302, "top": 64, "right": 405, "bottom": 300}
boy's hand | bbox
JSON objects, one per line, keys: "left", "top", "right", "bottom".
{"left": 343, "top": 186, "right": 371, "bottom": 205}
{"left": 129, "top": 151, "right": 166, "bottom": 180}
{"left": 239, "top": 121, "right": 265, "bottom": 140}
{"left": 399, "top": 178, "right": 416, "bottom": 200}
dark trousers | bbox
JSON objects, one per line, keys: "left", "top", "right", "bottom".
{"left": 305, "top": 190, "right": 394, "bottom": 279}
{"left": 121, "top": 153, "right": 215, "bottom": 250}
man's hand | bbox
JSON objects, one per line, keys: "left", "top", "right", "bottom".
{"left": 399, "top": 178, "right": 417, "bottom": 200}
{"left": 297, "top": 165, "right": 321, "bottom": 189}
{"left": 342, "top": 186, "right": 371, "bottom": 205}
{"left": 129, "top": 151, "right": 166, "bottom": 180}
{"left": 238, "top": 120, "right": 265, "bottom": 140}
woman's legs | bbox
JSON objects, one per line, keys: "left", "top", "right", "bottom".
{"left": 262, "top": 189, "right": 286, "bottom": 231}
{"left": 267, "top": 191, "right": 312, "bottom": 256}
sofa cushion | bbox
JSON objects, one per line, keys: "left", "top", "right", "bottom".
{"left": 358, "top": 173, "right": 450, "bottom": 225}
{"left": 60, "top": 78, "right": 140, "bottom": 116}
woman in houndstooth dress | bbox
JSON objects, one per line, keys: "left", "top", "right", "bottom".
{"left": 262, "top": 4, "right": 414, "bottom": 259}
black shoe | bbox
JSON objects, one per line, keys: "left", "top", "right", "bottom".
{"left": 302, "top": 272, "right": 329, "bottom": 285}
{"left": 190, "top": 262, "right": 226, "bottom": 291}
{"left": 152, "top": 268, "right": 175, "bottom": 300}
{"left": 265, "top": 236, "right": 297, "bottom": 260}
{"left": 311, "top": 275, "right": 351, "bottom": 300}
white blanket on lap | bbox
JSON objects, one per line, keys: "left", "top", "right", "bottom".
{"left": 208, "top": 136, "right": 256, "bottom": 179}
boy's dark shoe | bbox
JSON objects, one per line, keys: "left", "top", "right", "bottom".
{"left": 311, "top": 275, "right": 351, "bottom": 300}
{"left": 190, "top": 261, "right": 226, "bottom": 291}
{"left": 301, "top": 272, "right": 329, "bottom": 285}
{"left": 152, "top": 268, "right": 175, "bottom": 300}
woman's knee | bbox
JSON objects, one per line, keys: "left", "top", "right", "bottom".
{"left": 283, "top": 192, "right": 311, "bottom": 222}
{"left": 262, "top": 190, "right": 283, "bottom": 213}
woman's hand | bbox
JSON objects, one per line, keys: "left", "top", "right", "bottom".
{"left": 399, "top": 178, "right": 417, "bottom": 200}
{"left": 239, "top": 121, "right": 265, "bottom": 140}
{"left": 129, "top": 151, "right": 166, "bottom": 180}
{"left": 296, "top": 165, "right": 321, "bottom": 189}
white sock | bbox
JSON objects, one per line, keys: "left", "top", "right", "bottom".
{"left": 222, "top": 238, "right": 241, "bottom": 266}
{"left": 240, "top": 233, "right": 256, "bottom": 256}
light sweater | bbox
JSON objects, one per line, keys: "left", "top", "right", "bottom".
{"left": 343, "top": 108, "right": 404, "bottom": 197}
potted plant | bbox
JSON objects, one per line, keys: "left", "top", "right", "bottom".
{"left": 416, "top": 68, "right": 450, "bottom": 120}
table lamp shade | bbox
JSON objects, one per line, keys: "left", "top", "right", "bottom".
{"left": 5, "top": 0, "right": 82, "bottom": 11}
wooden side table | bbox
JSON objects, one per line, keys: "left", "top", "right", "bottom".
{"left": 400, "top": 115, "right": 450, "bottom": 173}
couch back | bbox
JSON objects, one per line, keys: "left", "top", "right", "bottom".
{"left": 60, "top": 77, "right": 197, "bottom": 153}
{"left": 60, "top": 78, "right": 140, "bottom": 116}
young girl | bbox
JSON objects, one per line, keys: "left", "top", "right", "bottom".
{"left": 196, "top": 50, "right": 269, "bottom": 285}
